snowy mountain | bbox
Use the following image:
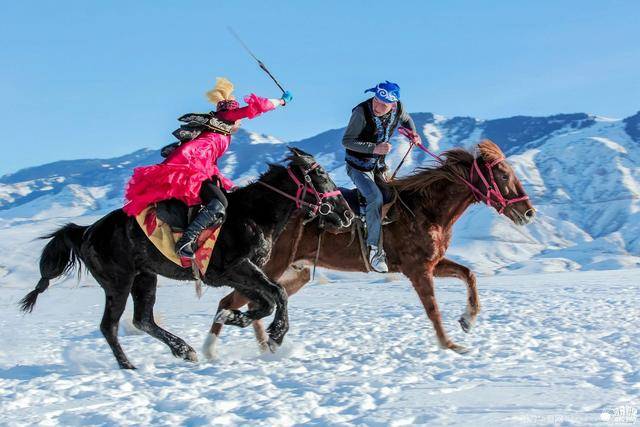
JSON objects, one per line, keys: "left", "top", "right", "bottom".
{"left": 1, "top": 111, "right": 639, "bottom": 276}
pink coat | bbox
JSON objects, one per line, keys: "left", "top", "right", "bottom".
{"left": 123, "top": 94, "right": 276, "bottom": 216}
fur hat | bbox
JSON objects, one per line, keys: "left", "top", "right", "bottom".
{"left": 206, "top": 78, "right": 238, "bottom": 111}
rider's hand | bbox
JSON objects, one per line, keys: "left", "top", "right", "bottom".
{"left": 373, "top": 142, "right": 392, "bottom": 155}
{"left": 281, "top": 91, "right": 293, "bottom": 105}
{"left": 400, "top": 127, "right": 422, "bottom": 145}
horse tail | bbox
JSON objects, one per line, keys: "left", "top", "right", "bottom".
{"left": 19, "top": 223, "right": 87, "bottom": 313}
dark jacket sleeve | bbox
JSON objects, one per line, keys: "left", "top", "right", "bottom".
{"left": 342, "top": 106, "right": 376, "bottom": 154}
{"left": 398, "top": 107, "right": 417, "bottom": 134}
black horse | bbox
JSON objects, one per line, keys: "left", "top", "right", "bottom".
{"left": 19, "top": 148, "right": 352, "bottom": 369}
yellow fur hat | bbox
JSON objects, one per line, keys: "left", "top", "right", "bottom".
{"left": 206, "top": 77, "right": 235, "bottom": 104}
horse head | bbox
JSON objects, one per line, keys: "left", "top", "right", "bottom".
{"left": 286, "top": 147, "right": 353, "bottom": 229}
{"left": 474, "top": 140, "right": 535, "bottom": 225}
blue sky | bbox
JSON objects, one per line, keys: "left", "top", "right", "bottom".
{"left": 1, "top": 1, "right": 638, "bottom": 175}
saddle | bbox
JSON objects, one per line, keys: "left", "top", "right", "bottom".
{"left": 155, "top": 198, "right": 193, "bottom": 231}
{"left": 335, "top": 179, "right": 400, "bottom": 272}
{"left": 339, "top": 182, "right": 399, "bottom": 225}
{"left": 134, "top": 199, "right": 221, "bottom": 276}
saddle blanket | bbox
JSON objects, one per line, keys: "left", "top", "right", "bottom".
{"left": 135, "top": 204, "right": 220, "bottom": 276}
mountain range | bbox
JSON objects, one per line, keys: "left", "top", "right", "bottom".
{"left": 1, "top": 110, "right": 639, "bottom": 276}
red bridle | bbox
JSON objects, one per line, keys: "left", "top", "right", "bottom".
{"left": 468, "top": 156, "right": 529, "bottom": 214}
{"left": 258, "top": 163, "right": 343, "bottom": 216}
{"left": 398, "top": 128, "right": 529, "bottom": 214}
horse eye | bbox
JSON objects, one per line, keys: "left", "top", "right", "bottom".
{"left": 501, "top": 174, "right": 509, "bottom": 181}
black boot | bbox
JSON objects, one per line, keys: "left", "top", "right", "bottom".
{"left": 175, "top": 198, "right": 226, "bottom": 258}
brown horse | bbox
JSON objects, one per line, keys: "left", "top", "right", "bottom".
{"left": 204, "top": 140, "right": 535, "bottom": 356}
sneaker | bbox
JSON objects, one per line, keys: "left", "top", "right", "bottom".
{"left": 368, "top": 245, "right": 389, "bottom": 273}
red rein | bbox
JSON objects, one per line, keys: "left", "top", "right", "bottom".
{"left": 397, "top": 128, "right": 529, "bottom": 214}
{"left": 286, "top": 165, "right": 342, "bottom": 213}
{"left": 259, "top": 164, "right": 342, "bottom": 215}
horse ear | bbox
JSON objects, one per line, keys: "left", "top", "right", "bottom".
{"left": 288, "top": 146, "right": 311, "bottom": 158}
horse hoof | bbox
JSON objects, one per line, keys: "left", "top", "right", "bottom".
{"left": 257, "top": 340, "right": 270, "bottom": 354}
{"left": 172, "top": 345, "right": 198, "bottom": 362}
{"left": 458, "top": 316, "right": 472, "bottom": 333}
{"left": 267, "top": 338, "right": 280, "bottom": 353}
{"left": 184, "top": 349, "right": 198, "bottom": 363}
{"left": 119, "top": 362, "right": 137, "bottom": 370}
{"left": 448, "top": 343, "right": 470, "bottom": 354}
{"left": 213, "top": 309, "right": 231, "bottom": 325}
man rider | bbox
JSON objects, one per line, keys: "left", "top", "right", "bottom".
{"left": 342, "top": 81, "right": 421, "bottom": 272}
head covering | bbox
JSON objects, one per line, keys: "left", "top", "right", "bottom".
{"left": 365, "top": 81, "right": 400, "bottom": 104}
{"left": 206, "top": 77, "right": 239, "bottom": 111}
{"left": 216, "top": 99, "right": 239, "bottom": 111}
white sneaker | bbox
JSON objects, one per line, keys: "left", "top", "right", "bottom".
{"left": 368, "top": 245, "right": 389, "bottom": 273}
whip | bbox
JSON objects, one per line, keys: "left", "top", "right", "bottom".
{"left": 227, "top": 26, "right": 287, "bottom": 95}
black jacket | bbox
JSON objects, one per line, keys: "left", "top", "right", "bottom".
{"left": 342, "top": 98, "right": 416, "bottom": 171}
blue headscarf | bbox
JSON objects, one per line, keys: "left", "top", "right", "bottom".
{"left": 365, "top": 81, "right": 400, "bottom": 103}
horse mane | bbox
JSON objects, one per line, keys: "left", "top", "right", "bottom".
{"left": 235, "top": 151, "right": 310, "bottom": 195}
{"left": 257, "top": 150, "right": 315, "bottom": 184}
{"left": 260, "top": 163, "right": 288, "bottom": 181}
{"left": 391, "top": 139, "right": 504, "bottom": 195}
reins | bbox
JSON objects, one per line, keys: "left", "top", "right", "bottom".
{"left": 396, "top": 128, "right": 529, "bottom": 214}
{"left": 258, "top": 164, "right": 342, "bottom": 216}
{"left": 258, "top": 162, "right": 345, "bottom": 282}
{"left": 312, "top": 229, "right": 324, "bottom": 280}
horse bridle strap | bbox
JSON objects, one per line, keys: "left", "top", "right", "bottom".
{"left": 469, "top": 157, "right": 529, "bottom": 214}
{"left": 398, "top": 127, "right": 529, "bottom": 215}
{"left": 258, "top": 164, "right": 342, "bottom": 216}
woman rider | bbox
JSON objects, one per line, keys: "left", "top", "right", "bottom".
{"left": 123, "top": 77, "right": 292, "bottom": 258}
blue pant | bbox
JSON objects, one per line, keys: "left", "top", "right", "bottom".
{"left": 346, "top": 165, "right": 383, "bottom": 247}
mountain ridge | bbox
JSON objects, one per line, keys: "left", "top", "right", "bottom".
{"left": 1, "top": 109, "right": 638, "bottom": 276}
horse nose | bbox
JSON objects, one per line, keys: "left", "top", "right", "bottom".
{"left": 524, "top": 208, "right": 536, "bottom": 221}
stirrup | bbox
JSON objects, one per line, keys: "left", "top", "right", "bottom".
{"left": 174, "top": 198, "right": 226, "bottom": 259}
{"left": 176, "top": 239, "right": 196, "bottom": 259}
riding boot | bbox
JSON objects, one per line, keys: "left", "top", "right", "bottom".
{"left": 175, "top": 198, "right": 226, "bottom": 258}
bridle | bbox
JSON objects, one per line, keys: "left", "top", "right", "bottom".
{"left": 258, "top": 162, "right": 344, "bottom": 218}
{"left": 258, "top": 160, "right": 352, "bottom": 282}
{"left": 398, "top": 127, "right": 529, "bottom": 215}
{"left": 468, "top": 156, "right": 529, "bottom": 214}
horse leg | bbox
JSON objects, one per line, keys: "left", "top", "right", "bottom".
{"left": 131, "top": 272, "right": 197, "bottom": 362}
{"left": 205, "top": 263, "right": 309, "bottom": 357}
{"left": 279, "top": 263, "right": 311, "bottom": 296}
{"left": 246, "top": 300, "right": 271, "bottom": 353}
{"left": 208, "top": 264, "right": 310, "bottom": 355}
{"left": 434, "top": 258, "right": 480, "bottom": 333}
{"left": 250, "top": 264, "right": 311, "bottom": 352}
{"left": 99, "top": 280, "right": 135, "bottom": 369}
{"left": 202, "top": 291, "right": 250, "bottom": 360}
{"left": 405, "top": 266, "right": 468, "bottom": 354}
{"left": 224, "top": 258, "right": 289, "bottom": 349}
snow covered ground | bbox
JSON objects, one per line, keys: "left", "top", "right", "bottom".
{"left": 1, "top": 269, "right": 638, "bottom": 426}
{"left": 1, "top": 109, "right": 639, "bottom": 425}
